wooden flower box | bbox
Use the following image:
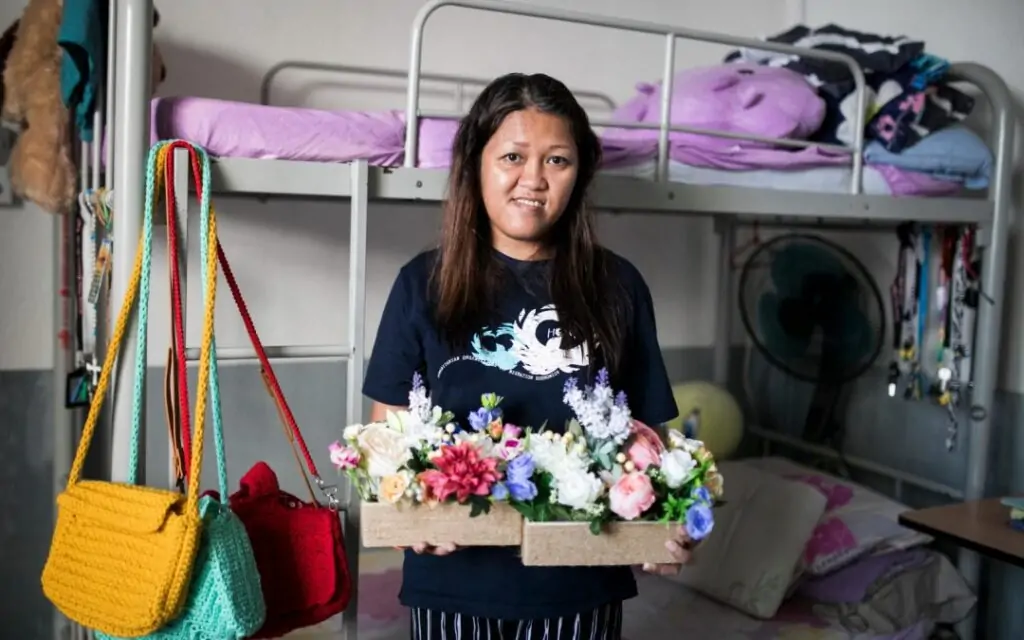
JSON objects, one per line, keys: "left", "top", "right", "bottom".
{"left": 360, "top": 500, "right": 523, "bottom": 548}
{"left": 519, "top": 520, "right": 677, "bottom": 566}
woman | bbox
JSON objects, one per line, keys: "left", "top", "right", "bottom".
{"left": 363, "top": 72, "right": 692, "bottom": 640}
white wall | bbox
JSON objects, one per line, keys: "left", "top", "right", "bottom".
{"left": 1, "top": 0, "right": 1021, "bottom": 389}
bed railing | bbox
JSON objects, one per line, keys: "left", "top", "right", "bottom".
{"left": 403, "top": 0, "right": 870, "bottom": 192}
{"left": 259, "top": 60, "right": 619, "bottom": 114}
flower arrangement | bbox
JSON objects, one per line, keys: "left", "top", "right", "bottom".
{"left": 329, "top": 373, "right": 520, "bottom": 517}
{"left": 329, "top": 369, "right": 723, "bottom": 544}
{"left": 514, "top": 369, "right": 723, "bottom": 542}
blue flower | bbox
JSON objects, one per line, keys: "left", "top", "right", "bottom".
{"left": 563, "top": 377, "right": 579, "bottom": 394}
{"left": 685, "top": 503, "right": 714, "bottom": 541}
{"left": 491, "top": 482, "right": 509, "bottom": 501}
{"left": 468, "top": 407, "right": 502, "bottom": 431}
{"left": 506, "top": 453, "right": 535, "bottom": 481}
{"left": 615, "top": 390, "right": 628, "bottom": 408}
{"left": 691, "top": 486, "right": 712, "bottom": 505}
{"left": 505, "top": 454, "right": 538, "bottom": 501}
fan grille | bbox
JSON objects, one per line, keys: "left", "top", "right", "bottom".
{"left": 737, "top": 233, "right": 886, "bottom": 384}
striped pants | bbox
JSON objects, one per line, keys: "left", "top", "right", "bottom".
{"left": 409, "top": 601, "right": 623, "bottom": 640}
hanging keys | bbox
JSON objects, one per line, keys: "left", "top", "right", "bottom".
{"left": 88, "top": 238, "right": 113, "bottom": 305}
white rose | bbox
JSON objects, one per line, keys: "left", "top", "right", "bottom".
{"left": 668, "top": 430, "right": 704, "bottom": 454}
{"left": 660, "top": 449, "right": 697, "bottom": 489}
{"left": 343, "top": 424, "right": 364, "bottom": 442}
{"left": 526, "top": 435, "right": 560, "bottom": 471}
{"left": 356, "top": 423, "right": 412, "bottom": 478}
{"left": 454, "top": 431, "right": 497, "bottom": 458}
{"left": 553, "top": 468, "right": 604, "bottom": 511}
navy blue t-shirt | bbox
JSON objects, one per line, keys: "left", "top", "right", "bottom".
{"left": 362, "top": 248, "right": 678, "bottom": 620}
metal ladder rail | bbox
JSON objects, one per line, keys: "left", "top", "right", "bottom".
{"left": 172, "top": 149, "right": 367, "bottom": 640}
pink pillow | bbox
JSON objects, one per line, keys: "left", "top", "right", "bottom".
{"left": 746, "top": 458, "right": 932, "bottom": 576}
{"left": 610, "top": 81, "right": 657, "bottom": 123}
{"left": 609, "top": 63, "right": 826, "bottom": 151}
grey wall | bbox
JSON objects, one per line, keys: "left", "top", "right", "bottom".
{"left": 2, "top": 348, "right": 1021, "bottom": 639}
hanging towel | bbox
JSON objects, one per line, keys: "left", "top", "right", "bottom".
{"left": 58, "top": 0, "right": 108, "bottom": 142}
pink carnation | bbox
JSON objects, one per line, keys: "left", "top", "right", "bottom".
{"left": 328, "top": 440, "right": 361, "bottom": 470}
{"left": 625, "top": 420, "right": 665, "bottom": 471}
{"left": 418, "top": 441, "right": 501, "bottom": 503}
{"left": 609, "top": 471, "right": 656, "bottom": 520}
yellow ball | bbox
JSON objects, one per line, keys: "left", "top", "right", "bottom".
{"left": 665, "top": 381, "right": 744, "bottom": 460}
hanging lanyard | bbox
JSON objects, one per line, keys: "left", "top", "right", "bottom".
{"left": 68, "top": 189, "right": 112, "bottom": 408}
{"left": 890, "top": 223, "right": 919, "bottom": 398}
{"left": 941, "top": 226, "right": 979, "bottom": 450}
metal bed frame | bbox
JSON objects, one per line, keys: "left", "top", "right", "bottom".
{"left": 43, "top": 0, "right": 1013, "bottom": 639}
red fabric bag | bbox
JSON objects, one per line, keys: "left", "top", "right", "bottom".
{"left": 216, "top": 246, "right": 353, "bottom": 638}
{"left": 172, "top": 148, "right": 353, "bottom": 637}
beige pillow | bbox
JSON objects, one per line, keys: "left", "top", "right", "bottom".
{"left": 666, "top": 460, "right": 828, "bottom": 619}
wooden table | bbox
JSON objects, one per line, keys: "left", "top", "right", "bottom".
{"left": 898, "top": 497, "right": 1024, "bottom": 569}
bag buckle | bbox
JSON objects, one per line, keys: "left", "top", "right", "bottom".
{"left": 313, "top": 476, "right": 341, "bottom": 511}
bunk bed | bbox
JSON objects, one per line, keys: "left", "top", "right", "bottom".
{"left": 42, "top": 0, "right": 1015, "bottom": 639}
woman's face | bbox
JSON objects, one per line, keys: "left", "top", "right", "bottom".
{"left": 479, "top": 108, "right": 579, "bottom": 260}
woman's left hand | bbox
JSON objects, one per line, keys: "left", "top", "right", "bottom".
{"left": 641, "top": 525, "right": 695, "bottom": 576}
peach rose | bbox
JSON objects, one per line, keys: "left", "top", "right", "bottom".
{"left": 705, "top": 464, "right": 724, "bottom": 498}
{"left": 378, "top": 473, "right": 410, "bottom": 504}
{"left": 625, "top": 420, "right": 665, "bottom": 471}
{"left": 608, "top": 471, "right": 656, "bottom": 520}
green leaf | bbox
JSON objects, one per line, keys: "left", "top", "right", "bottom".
{"left": 481, "top": 393, "right": 503, "bottom": 410}
{"left": 589, "top": 518, "right": 602, "bottom": 536}
{"left": 468, "top": 495, "right": 491, "bottom": 517}
{"left": 567, "top": 419, "right": 584, "bottom": 439}
{"left": 511, "top": 502, "right": 535, "bottom": 521}
{"left": 536, "top": 503, "right": 551, "bottom": 522}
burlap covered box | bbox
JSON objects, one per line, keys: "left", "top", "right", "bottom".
{"left": 520, "top": 520, "right": 677, "bottom": 566}
{"left": 360, "top": 501, "right": 523, "bottom": 548}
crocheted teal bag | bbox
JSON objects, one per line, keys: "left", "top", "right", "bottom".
{"left": 94, "top": 141, "right": 266, "bottom": 640}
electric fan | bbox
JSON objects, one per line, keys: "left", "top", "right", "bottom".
{"left": 737, "top": 233, "right": 886, "bottom": 445}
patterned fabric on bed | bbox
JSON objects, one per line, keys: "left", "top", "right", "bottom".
{"left": 625, "top": 572, "right": 935, "bottom": 640}
{"left": 292, "top": 550, "right": 952, "bottom": 640}
{"left": 742, "top": 458, "right": 931, "bottom": 576}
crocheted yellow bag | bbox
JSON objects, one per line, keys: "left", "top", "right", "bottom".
{"left": 40, "top": 143, "right": 216, "bottom": 637}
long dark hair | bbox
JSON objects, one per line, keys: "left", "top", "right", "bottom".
{"left": 430, "top": 72, "right": 626, "bottom": 374}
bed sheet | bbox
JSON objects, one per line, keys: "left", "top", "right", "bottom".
{"left": 606, "top": 159, "right": 959, "bottom": 197}
{"left": 148, "top": 96, "right": 962, "bottom": 197}
{"left": 624, "top": 572, "right": 934, "bottom": 640}
{"left": 293, "top": 550, "right": 943, "bottom": 640}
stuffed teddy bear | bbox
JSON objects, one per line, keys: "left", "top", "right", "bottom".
{"left": 0, "top": 20, "right": 18, "bottom": 115}
{"left": 1, "top": 1, "right": 166, "bottom": 215}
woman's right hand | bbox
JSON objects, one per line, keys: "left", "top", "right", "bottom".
{"left": 396, "top": 542, "right": 458, "bottom": 555}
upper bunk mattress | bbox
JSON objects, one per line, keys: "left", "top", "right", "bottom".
{"left": 148, "top": 96, "right": 967, "bottom": 198}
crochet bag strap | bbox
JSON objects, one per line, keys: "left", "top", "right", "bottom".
{"left": 66, "top": 141, "right": 213, "bottom": 506}
{"left": 163, "top": 143, "right": 192, "bottom": 491}
{"left": 161, "top": 140, "right": 231, "bottom": 500}
{"left": 215, "top": 230, "right": 337, "bottom": 508}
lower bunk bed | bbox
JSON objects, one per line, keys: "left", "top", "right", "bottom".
{"left": 296, "top": 455, "right": 974, "bottom": 640}
{"left": 144, "top": 95, "right": 993, "bottom": 199}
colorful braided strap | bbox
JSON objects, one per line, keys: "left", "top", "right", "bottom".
{"left": 95, "top": 140, "right": 267, "bottom": 640}
{"left": 40, "top": 140, "right": 217, "bottom": 637}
